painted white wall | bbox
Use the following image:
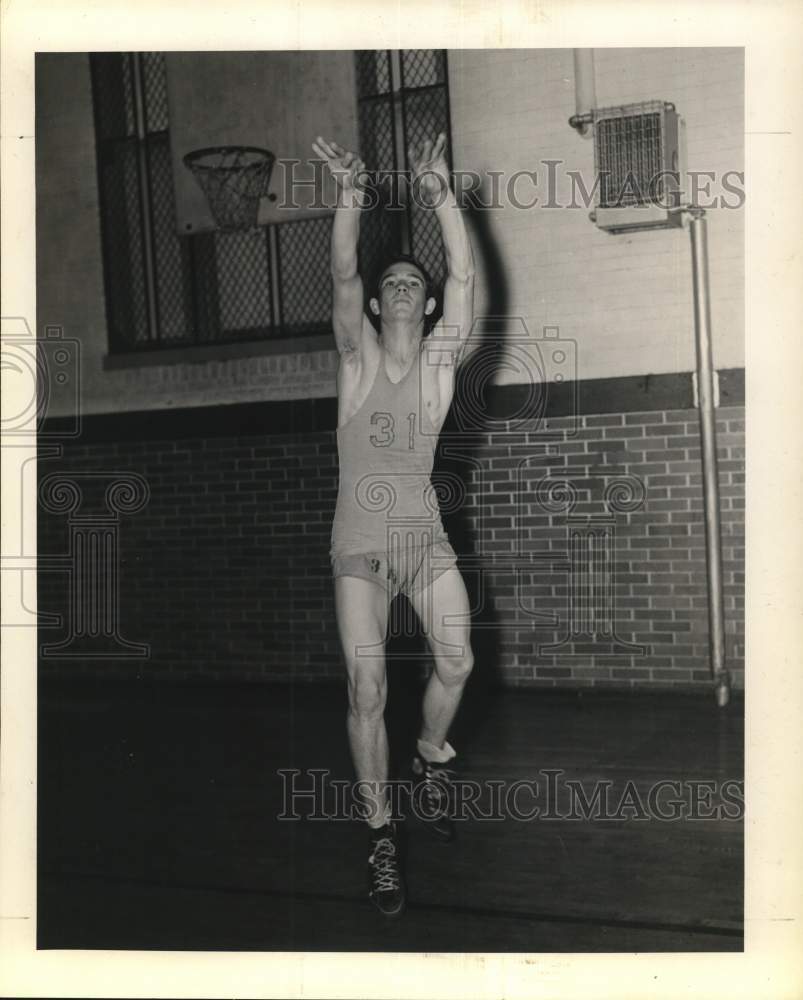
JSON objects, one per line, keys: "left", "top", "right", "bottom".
{"left": 449, "top": 47, "right": 744, "bottom": 382}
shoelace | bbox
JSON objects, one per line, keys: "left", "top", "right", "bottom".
{"left": 425, "top": 764, "right": 455, "bottom": 784}
{"left": 369, "top": 837, "right": 400, "bottom": 893}
{"left": 422, "top": 765, "right": 456, "bottom": 811}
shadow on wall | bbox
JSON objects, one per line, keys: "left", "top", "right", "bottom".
{"left": 386, "top": 183, "right": 509, "bottom": 765}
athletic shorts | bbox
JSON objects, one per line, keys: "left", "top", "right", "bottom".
{"left": 331, "top": 540, "right": 458, "bottom": 600}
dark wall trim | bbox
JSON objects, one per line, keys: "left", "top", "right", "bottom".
{"left": 718, "top": 367, "right": 744, "bottom": 406}
{"left": 39, "top": 368, "right": 745, "bottom": 444}
{"left": 102, "top": 333, "right": 334, "bottom": 370}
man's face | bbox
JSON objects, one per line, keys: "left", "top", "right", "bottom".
{"left": 371, "top": 262, "right": 436, "bottom": 323}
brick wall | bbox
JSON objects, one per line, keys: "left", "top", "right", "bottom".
{"left": 37, "top": 399, "right": 744, "bottom": 691}
{"left": 455, "top": 406, "right": 744, "bottom": 689}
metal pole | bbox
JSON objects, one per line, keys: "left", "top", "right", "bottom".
{"left": 571, "top": 50, "right": 597, "bottom": 138}
{"left": 688, "top": 210, "right": 731, "bottom": 707}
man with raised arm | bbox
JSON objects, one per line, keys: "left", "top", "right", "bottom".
{"left": 311, "top": 133, "right": 475, "bottom": 918}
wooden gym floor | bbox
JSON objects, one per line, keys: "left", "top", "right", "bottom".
{"left": 37, "top": 672, "right": 743, "bottom": 953}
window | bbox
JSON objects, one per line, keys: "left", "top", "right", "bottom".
{"left": 355, "top": 50, "right": 453, "bottom": 289}
{"left": 90, "top": 51, "right": 451, "bottom": 355}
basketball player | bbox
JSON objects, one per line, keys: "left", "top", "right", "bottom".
{"left": 311, "top": 132, "right": 475, "bottom": 918}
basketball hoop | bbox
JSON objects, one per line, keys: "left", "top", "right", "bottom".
{"left": 183, "top": 145, "right": 276, "bottom": 231}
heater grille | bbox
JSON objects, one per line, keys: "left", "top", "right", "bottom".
{"left": 595, "top": 105, "right": 663, "bottom": 207}
{"left": 589, "top": 100, "right": 684, "bottom": 233}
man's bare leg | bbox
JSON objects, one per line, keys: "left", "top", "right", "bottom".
{"left": 412, "top": 566, "right": 474, "bottom": 751}
{"left": 335, "top": 574, "right": 405, "bottom": 916}
{"left": 334, "top": 574, "right": 391, "bottom": 827}
{"left": 420, "top": 671, "right": 467, "bottom": 750}
{"left": 409, "top": 566, "right": 473, "bottom": 840}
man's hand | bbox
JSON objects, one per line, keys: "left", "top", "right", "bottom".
{"left": 409, "top": 132, "right": 450, "bottom": 208}
{"left": 312, "top": 136, "right": 367, "bottom": 194}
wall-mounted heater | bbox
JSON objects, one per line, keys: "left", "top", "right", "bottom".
{"left": 571, "top": 100, "right": 686, "bottom": 234}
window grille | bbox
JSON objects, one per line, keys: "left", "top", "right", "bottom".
{"left": 91, "top": 51, "right": 452, "bottom": 353}
{"left": 355, "top": 50, "right": 453, "bottom": 290}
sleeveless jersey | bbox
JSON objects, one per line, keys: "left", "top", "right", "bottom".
{"left": 330, "top": 343, "right": 448, "bottom": 557}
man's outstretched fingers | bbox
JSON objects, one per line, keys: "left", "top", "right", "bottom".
{"left": 312, "top": 137, "right": 338, "bottom": 161}
{"left": 312, "top": 136, "right": 345, "bottom": 161}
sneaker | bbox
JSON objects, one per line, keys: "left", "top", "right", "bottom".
{"left": 367, "top": 822, "right": 406, "bottom": 918}
{"left": 410, "top": 755, "right": 456, "bottom": 843}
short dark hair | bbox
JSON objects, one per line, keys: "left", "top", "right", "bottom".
{"left": 368, "top": 253, "right": 441, "bottom": 335}
{"left": 371, "top": 253, "right": 435, "bottom": 301}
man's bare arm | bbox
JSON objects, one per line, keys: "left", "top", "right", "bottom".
{"left": 410, "top": 133, "right": 475, "bottom": 366}
{"left": 436, "top": 184, "right": 475, "bottom": 366}
{"left": 312, "top": 137, "right": 370, "bottom": 356}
